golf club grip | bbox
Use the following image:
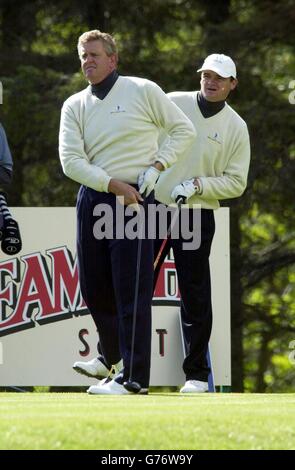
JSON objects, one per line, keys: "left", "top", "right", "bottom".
{"left": 176, "top": 195, "right": 186, "bottom": 205}
{"left": 140, "top": 188, "right": 147, "bottom": 200}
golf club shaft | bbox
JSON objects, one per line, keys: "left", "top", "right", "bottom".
{"left": 128, "top": 193, "right": 146, "bottom": 383}
{"left": 153, "top": 197, "right": 185, "bottom": 270}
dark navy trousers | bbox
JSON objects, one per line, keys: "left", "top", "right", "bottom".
{"left": 154, "top": 207, "right": 215, "bottom": 382}
{"left": 76, "top": 186, "right": 154, "bottom": 388}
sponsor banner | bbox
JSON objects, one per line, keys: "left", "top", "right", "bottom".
{"left": 0, "top": 208, "right": 230, "bottom": 386}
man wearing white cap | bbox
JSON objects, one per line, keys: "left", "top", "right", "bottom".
{"left": 154, "top": 54, "right": 250, "bottom": 393}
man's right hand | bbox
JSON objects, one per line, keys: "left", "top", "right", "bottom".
{"left": 108, "top": 179, "right": 143, "bottom": 206}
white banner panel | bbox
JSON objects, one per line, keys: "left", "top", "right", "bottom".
{"left": 0, "top": 207, "right": 230, "bottom": 386}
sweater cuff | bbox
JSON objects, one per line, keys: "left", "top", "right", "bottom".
{"left": 198, "top": 177, "right": 206, "bottom": 196}
{"left": 102, "top": 175, "right": 112, "bottom": 193}
{"left": 155, "top": 156, "right": 168, "bottom": 170}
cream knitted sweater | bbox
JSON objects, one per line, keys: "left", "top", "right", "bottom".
{"left": 155, "top": 91, "right": 250, "bottom": 209}
{"left": 59, "top": 77, "right": 196, "bottom": 192}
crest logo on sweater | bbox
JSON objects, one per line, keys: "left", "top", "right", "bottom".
{"left": 208, "top": 132, "right": 222, "bottom": 144}
{"left": 110, "top": 105, "right": 126, "bottom": 114}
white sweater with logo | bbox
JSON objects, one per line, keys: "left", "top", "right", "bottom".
{"left": 59, "top": 77, "right": 196, "bottom": 192}
{"left": 155, "top": 91, "right": 251, "bottom": 209}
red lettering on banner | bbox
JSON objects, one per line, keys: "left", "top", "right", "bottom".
{"left": 0, "top": 246, "right": 178, "bottom": 337}
{"left": 45, "top": 247, "right": 85, "bottom": 318}
{"left": 0, "top": 248, "right": 87, "bottom": 336}
{"left": 1, "top": 253, "right": 56, "bottom": 331}
{"left": 0, "top": 259, "right": 19, "bottom": 319}
{"left": 153, "top": 260, "right": 180, "bottom": 300}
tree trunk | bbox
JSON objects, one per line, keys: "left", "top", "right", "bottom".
{"left": 83, "top": 0, "right": 109, "bottom": 30}
{"left": 256, "top": 332, "right": 271, "bottom": 392}
{"left": 201, "top": 0, "right": 231, "bottom": 24}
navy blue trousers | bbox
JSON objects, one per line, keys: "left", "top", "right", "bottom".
{"left": 154, "top": 207, "right": 215, "bottom": 382}
{"left": 76, "top": 186, "right": 154, "bottom": 388}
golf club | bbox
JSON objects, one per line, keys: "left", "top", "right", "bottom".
{"left": 153, "top": 195, "right": 186, "bottom": 270}
{"left": 124, "top": 194, "right": 186, "bottom": 393}
{"left": 123, "top": 191, "right": 147, "bottom": 393}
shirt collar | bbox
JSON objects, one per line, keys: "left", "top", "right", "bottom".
{"left": 197, "top": 91, "right": 225, "bottom": 118}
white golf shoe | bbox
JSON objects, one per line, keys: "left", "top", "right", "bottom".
{"left": 73, "top": 357, "right": 122, "bottom": 379}
{"left": 180, "top": 380, "right": 208, "bottom": 393}
{"left": 87, "top": 379, "right": 148, "bottom": 395}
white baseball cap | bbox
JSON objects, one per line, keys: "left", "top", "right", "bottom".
{"left": 197, "top": 54, "right": 237, "bottom": 79}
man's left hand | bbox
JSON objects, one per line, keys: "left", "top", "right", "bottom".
{"left": 171, "top": 178, "right": 197, "bottom": 204}
{"left": 138, "top": 166, "right": 160, "bottom": 196}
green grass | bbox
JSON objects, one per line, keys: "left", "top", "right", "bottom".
{"left": 0, "top": 393, "right": 294, "bottom": 450}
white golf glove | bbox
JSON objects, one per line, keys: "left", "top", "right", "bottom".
{"left": 171, "top": 178, "right": 198, "bottom": 204}
{"left": 138, "top": 166, "right": 160, "bottom": 196}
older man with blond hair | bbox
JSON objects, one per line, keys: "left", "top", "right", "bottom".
{"left": 59, "top": 30, "right": 196, "bottom": 395}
